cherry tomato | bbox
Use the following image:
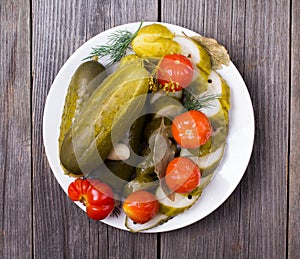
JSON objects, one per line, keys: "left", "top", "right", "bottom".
{"left": 165, "top": 157, "right": 200, "bottom": 194}
{"left": 157, "top": 54, "right": 194, "bottom": 92}
{"left": 123, "top": 190, "right": 159, "bottom": 224}
{"left": 68, "top": 178, "right": 115, "bottom": 220}
{"left": 172, "top": 110, "right": 212, "bottom": 148}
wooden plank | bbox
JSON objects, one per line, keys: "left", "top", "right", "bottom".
{"left": 160, "top": 0, "right": 289, "bottom": 258}
{"left": 32, "top": 0, "right": 108, "bottom": 258}
{"left": 161, "top": 0, "right": 206, "bottom": 30}
{"left": 0, "top": 1, "right": 32, "bottom": 258}
{"left": 87, "top": 0, "right": 159, "bottom": 36}
{"left": 32, "top": 0, "right": 159, "bottom": 258}
{"left": 107, "top": 226, "right": 157, "bottom": 259}
{"left": 241, "top": 1, "right": 289, "bottom": 257}
{"left": 288, "top": 0, "right": 300, "bottom": 257}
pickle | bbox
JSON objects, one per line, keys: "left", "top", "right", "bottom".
{"left": 198, "top": 126, "right": 227, "bottom": 156}
{"left": 118, "top": 54, "right": 143, "bottom": 68}
{"left": 132, "top": 24, "right": 180, "bottom": 57}
{"left": 121, "top": 115, "right": 146, "bottom": 156}
{"left": 143, "top": 117, "right": 172, "bottom": 141}
{"left": 60, "top": 64, "right": 150, "bottom": 174}
{"left": 156, "top": 186, "right": 201, "bottom": 217}
{"left": 220, "top": 77, "right": 230, "bottom": 114}
{"left": 125, "top": 213, "right": 169, "bottom": 233}
{"left": 152, "top": 96, "right": 184, "bottom": 120}
{"left": 123, "top": 173, "right": 159, "bottom": 197}
{"left": 173, "top": 36, "right": 211, "bottom": 75}
{"left": 186, "top": 69, "right": 209, "bottom": 96}
{"left": 89, "top": 116, "right": 147, "bottom": 193}
{"left": 135, "top": 156, "right": 154, "bottom": 177}
{"left": 209, "top": 109, "right": 228, "bottom": 130}
{"left": 193, "top": 41, "right": 211, "bottom": 75}
{"left": 59, "top": 61, "right": 105, "bottom": 152}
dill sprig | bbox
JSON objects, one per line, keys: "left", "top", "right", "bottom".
{"left": 84, "top": 21, "right": 143, "bottom": 64}
{"left": 111, "top": 206, "right": 121, "bottom": 218}
{"left": 184, "top": 90, "right": 221, "bottom": 111}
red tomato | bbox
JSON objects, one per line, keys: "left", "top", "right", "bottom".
{"left": 68, "top": 178, "right": 115, "bottom": 220}
{"left": 123, "top": 191, "right": 159, "bottom": 224}
{"left": 165, "top": 157, "right": 200, "bottom": 194}
{"left": 157, "top": 54, "right": 194, "bottom": 92}
{"left": 172, "top": 110, "right": 212, "bottom": 148}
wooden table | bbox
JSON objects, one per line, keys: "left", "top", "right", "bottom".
{"left": 1, "top": 0, "right": 299, "bottom": 258}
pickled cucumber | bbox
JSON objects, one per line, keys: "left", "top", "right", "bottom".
{"left": 125, "top": 213, "right": 169, "bottom": 232}
{"left": 132, "top": 24, "right": 180, "bottom": 57}
{"left": 152, "top": 95, "right": 184, "bottom": 120}
{"left": 143, "top": 117, "right": 172, "bottom": 141}
{"left": 123, "top": 173, "right": 159, "bottom": 197}
{"left": 173, "top": 36, "right": 211, "bottom": 75}
{"left": 149, "top": 90, "right": 183, "bottom": 104}
{"left": 60, "top": 64, "right": 150, "bottom": 174}
{"left": 181, "top": 126, "right": 227, "bottom": 158}
{"left": 59, "top": 61, "right": 105, "bottom": 152}
{"left": 89, "top": 116, "right": 147, "bottom": 193}
{"left": 157, "top": 174, "right": 213, "bottom": 217}
{"left": 135, "top": 150, "right": 154, "bottom": 177}
{"left": 118, "top": 54, "right": 143, "bottom": 68}
{"left": 181, "top": 145, "right": 225, "bottom": 177}
{"left": 186, "top": 68, "right": 210, "bottom": 96}
{"left": 156, "top": 186, "right": 201, "bottom": 217}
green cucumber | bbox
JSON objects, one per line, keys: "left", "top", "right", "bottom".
{"left": 152, "top": 95, "right": 184, "bottom": 120}
{"left": 185, "top": 68, "right": 209, "bottom": 97}
{"left": 189, "top": 174, "right": 213, "bottom": 196}
{"left": 207, "top": 70, "right": 230, "bottom": 112}
{"left": 88, "top": 115, "right": 146, "bottom": 193}
{"left": 181, "top": 145, "right": 225, "bottom": 169}
{"left": 60, "top": 64, "right": 150, "bottom": 174}
{"left": 132, "top": 24, "right": 181, "bottom": 58}
{"left": 183, "top": 126, "right": 227, "bottom": 157}
{"left": 125, "top": 174, "right": 214, "bottom": 232}
{"left": 208, "top": 108, "right": 228, "bottom": 130}
{"left": 135, "top": 155, "right": 154, "bottom": 177}
{"left": 156, "top": 187, "right": 201, "bottom": 217}
{"left": 220, "top": 77, "right": 230, "bottom": 113}
{"left": 122, "top": 173, "right": 159, "bottom": 197}
{"left": 59, "top": 61, "right": 105, "bottom": 153}
{"left": 173, "top": 36, "right": 211, "bottom": 75}
{"left": 118, "top": 54, "right": 143, "bottom": 68}
{"left": 143, "top": 117, "right": 172, "bottom": 141}
{"left": 125, "top": 213, "right": 169, "bottom": 233}
{"left": 149, "top": 90, "right": 183, "bottom": 104}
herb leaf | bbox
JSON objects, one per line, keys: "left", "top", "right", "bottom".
{"left": 84, "top": 21, "right": 143, "bottom": 64}
{"left": 191, "top": 35, "right": 230, "bottom": 70}
{"left": 149, "top": 118, "right": 175, "bottom": 201}
{"left": 184, "top": 90, "right": 221, "bottom": 111}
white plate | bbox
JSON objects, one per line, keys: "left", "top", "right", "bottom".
{"left": 43, "top": 22, "right": 254, "bottom": 233}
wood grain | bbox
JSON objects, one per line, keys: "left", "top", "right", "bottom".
{"left": 160, "top": 0, "right": 289, "bottom": 258}
{"left": 32, "top": 1, "right": 108, "bottom": 258}
{"left": 0, "top": 0, "right": 298, "bottom": 257}
{"left": 0, "top": 1, "right": 32, "bottom": 258}
{"left": 241, "top": 1, "right": 289, "bottom": 257}
{"left": 32, "top": 0, "right": 159, "bottom": 258}
{"left": 289, "top": 0, "right": 300, "bottom": 257}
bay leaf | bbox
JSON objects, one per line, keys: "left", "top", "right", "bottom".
{"left": 149, "top": 118, "right": 175, "bottom": 201}
{"left": 191, "top": 35, "right": 230, "bottom": 70}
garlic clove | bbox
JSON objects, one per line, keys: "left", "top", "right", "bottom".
{"left": 107, "top": 143, "right": 130, "bottom": 161}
